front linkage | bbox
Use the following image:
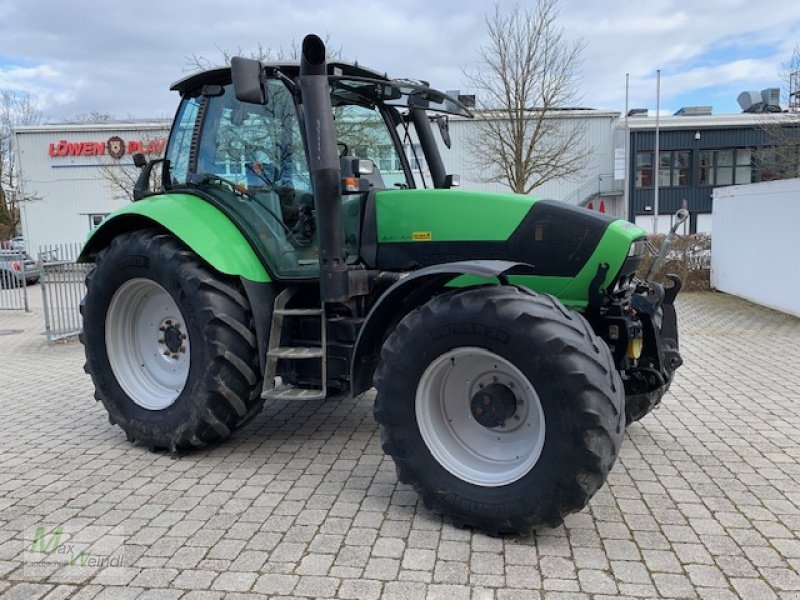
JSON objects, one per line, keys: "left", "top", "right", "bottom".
{"left": 593, "top": 209, "right": 689, "bottom": 424}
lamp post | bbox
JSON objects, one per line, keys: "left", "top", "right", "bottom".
{"left": 653, "top": 69, "right": 661, "bottom": 235}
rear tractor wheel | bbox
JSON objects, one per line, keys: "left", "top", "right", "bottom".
{"left": 374, "top": 286, "right": 625, "bottom": 535}
{"left": 80, "top": 229, "right": 264, "bottom": 451}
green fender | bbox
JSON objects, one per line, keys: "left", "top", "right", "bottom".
{"left": 79, "top": 193, "right": 271, "bottom": 283}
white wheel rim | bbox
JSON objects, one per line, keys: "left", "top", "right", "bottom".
{"left": 105, "top": 278, "right": 190, "bottom": 410}
{"left": 415, "top": 347, "right": 546, "bottom": 487}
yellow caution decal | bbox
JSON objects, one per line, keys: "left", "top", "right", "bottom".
{"left": 412, "top": 231, "right": 432, "bottom": 241}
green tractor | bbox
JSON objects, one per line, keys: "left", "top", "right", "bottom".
{"left": 79, "top": 35, "right": 683, "bottom": 534}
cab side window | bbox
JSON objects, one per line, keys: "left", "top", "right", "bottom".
{"left": 196, "top": 82, "right": 310, "bottom": 192}
{"left": 194, "top": 81, "right": 319, "bottom": 278}
{"left": 165, "top": 97, "right": 200, "bottom": 186}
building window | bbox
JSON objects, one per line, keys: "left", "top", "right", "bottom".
{"left": 88, "top": 214, "right": 108, "bottom": 230}
{"left": 636, "top": 150, "right": 689, "bottom": 187}
{"left": 666, "top": 150, "right": 690, "bottom": 186}
{"left": 406, "top": 144, "right": 427, "bottom": 171}
{"left": 635, "top": 152, "right": 652, "bottom": 188}
{"left": 699, "top": 149, "right": 752, "bottom": 186}
{"left": 377, "top": 144, "right": 401, "bottom": 172}
{"left": 753, "top": 145, "right": 800, "bottom": 181}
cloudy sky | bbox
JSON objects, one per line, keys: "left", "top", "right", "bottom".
{"left": 0, "top": 0, "right": 798, "bottom": 121}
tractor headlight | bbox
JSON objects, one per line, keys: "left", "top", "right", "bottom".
{"left": 627, "top": 335, "right": 643, "bottom": 359}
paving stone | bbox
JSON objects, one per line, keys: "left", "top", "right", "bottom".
{"left": 293, "top": 575, "right": 339, "bottom": 598}
{"left": 337, "top": 578, "right": 383, "bottom": 599}
{"left": 731, "top": 577, "right": 779, "bottom": 599}
{"left": 363, "top": 557, "right": 400, "bottom": 581}
{"left": 402, "top": 548, "right": 435, "bottom": 571}
{"left": 2, "top": 292, "right": 800, "bottom": 599}
{"left": 210, "top": 571, "right": 257, "bottom": 592}
{"left": 253, "top": 573, "right": 298, "bottom": 595}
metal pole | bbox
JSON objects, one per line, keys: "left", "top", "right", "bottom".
{"left": 40, "top": 248, "right": 52, "bottom": 342}
{"left": 653, "top": 69, "right": 661, "bottom": 235}
{"left": 21, "top": 253, "right": 28, "bottom": 312}
{"left": 623, "top": 73, "right": 630, "bottom": 222}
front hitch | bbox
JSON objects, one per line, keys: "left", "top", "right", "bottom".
{"left": 628, "top": 273, "right": 683, "bottom": 396}
{"left": 646, "top": 207, "right": 690, "bottom": 281}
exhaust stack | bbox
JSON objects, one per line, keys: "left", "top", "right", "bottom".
{"left": 299, "top": 34, "right": 349, "bottom": 303}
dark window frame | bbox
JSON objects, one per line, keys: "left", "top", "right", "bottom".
{"left": 699, "top": 148, "right": 753, "bottom": 186}
{"left": 635, "top": 150, "right": 691, "bottom": 188}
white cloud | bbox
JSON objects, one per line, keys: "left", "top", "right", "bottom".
{"left": 0, "top": 0, "right": 797, "bottom": 119}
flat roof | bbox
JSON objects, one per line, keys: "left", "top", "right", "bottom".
{"left": 453, "top": 108, "right": 620, "bottom": 121}
{"left": 626, "top": 112, "right": 799, "bottom": 130}
{"left": 14, "top": 120, "right": 170, "bottom": 134}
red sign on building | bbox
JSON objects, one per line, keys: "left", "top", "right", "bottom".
{"left": 48, "top": 136, "right": 167, "bottom": 159}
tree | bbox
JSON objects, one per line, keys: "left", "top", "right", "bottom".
{"left": 756, "top": 45, "right": 800, "bottom": 181}
{"left": 184, "top": 36, "right": 343, "bottom": 71}
{"left": 463, "top": 0, "right": 589, "bottom": 195}
{"left": 0, "top": 90, "right": 42, "bottom": 239}
{"left": 781, "top": 42, "right": 800, "bottom": 113}
{"left": 99, "top": 130, "right": 170, "bottom": 202}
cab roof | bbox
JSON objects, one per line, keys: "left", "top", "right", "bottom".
{"left": 170, "top": 60, "right": 472, "bottom": 118}
{"left": 170, "top": 60, "right": 389, "bottom": 96}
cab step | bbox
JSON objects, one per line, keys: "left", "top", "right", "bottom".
{"left": 262, "top": 287, "right": 327, "bottom": 401}
{"left": 274, "top": 308, "right": 324, "bottom": 317}
{"left": 262, "top": 384, "right": 326, "bottom": 401}
{"left": 268, "top": 346, "right": 324, "bottom": 359}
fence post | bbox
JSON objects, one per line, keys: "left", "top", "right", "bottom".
{"left": 39, "top": 247, "right": 53, "bottom": 342}
{"left": 21, "top": 252, "right": 29, "bottom": 312}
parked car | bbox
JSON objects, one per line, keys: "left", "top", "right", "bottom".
{"left": 1, "top": 237, "right": 25, "bottom": 251}
{"left": 0, "top": 250, "right": 41, "bottom": 288}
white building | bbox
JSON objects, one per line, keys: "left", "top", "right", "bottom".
{"left": 13, "top": 110, "right": 621, "bottom": 254}
{"left": 440, "top": 110, "right": 623, "bottom": 215}
{"left": 14, "top": 121, "right": 169, "bottom": 254}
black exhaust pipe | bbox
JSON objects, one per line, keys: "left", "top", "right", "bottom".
{"left": 299, "top": 34, "right": 349, "bottom": 303}
{"left": 411, "top": 109, "right": 447, "bottom": 189}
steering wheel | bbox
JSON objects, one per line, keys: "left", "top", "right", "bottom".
{"left": 337, "top": 141, "right": 350, "bottom": 157}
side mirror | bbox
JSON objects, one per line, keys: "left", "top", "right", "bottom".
{"left": 134, "top": 158, "right": 171, "bottom": 201}
{"left": 231, "top": 56, "right": 268, "bottom": 105}
{"left": 444, "top": 174, "right": 460, "bottom": 188}
{"left": 132, "top": 152, "right": 147, "bottom": 169}
{"left": 436, "top": 116, "right": 451, "bottom": 149}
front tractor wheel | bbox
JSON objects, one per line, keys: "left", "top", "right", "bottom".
{"left": 374, "top": 286, "right": 625, "bottom": 535}
{"left": 81, "top": 229, "right": 264, "bottom": 451}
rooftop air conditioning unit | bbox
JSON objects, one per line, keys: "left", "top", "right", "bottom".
{"left": 737, "top": 90, "right": 762, "bottom": 113}
{"left": 761, "top": 88, "right": 780, "bottom": 108}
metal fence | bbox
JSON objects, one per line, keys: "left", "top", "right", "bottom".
{"left": 0, "top": 250, "right": 31, "bottom": 311}
{"left": 39, "top": 244, "right": 91, "bottom": 343}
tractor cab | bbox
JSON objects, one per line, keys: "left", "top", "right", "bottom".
{"left": 156, "top": 60, "right": 471, "bottom": 280}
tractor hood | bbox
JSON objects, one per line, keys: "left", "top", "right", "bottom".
{"left": 369, "top": 188, "right": 647, "bottom": 307}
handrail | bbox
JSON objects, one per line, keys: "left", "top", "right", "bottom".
{"left": 563, "top": 173, "right": 622, "bottom": 206}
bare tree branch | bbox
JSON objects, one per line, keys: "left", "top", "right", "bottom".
{"left": 758, "top": 44, "right": 800, "bottom": 181}
{"left": 463, "top": 0, "right": 590, "bottom": 194}
{"left": 97, "top": 129, "right": 169, "bottom": 202}
{"left": 184, "top": 35, "right": 343, "bottom": 71}
{"left": 0, "top": 90, "right": 42, "bottom": 239}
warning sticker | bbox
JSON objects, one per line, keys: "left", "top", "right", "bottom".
{"left": 412, "top": 231, "right": 432, "bottom": 241}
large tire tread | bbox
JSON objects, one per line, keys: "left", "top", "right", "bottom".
{"left": 374, "top": 286, "right": 624, "bottom": 535}
{"left": 80, "top": 229, "right": 263, "bottom": 452}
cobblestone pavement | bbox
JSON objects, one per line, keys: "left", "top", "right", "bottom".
{"left": 1, "top": 289, "right": 800, "bottom": 599}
